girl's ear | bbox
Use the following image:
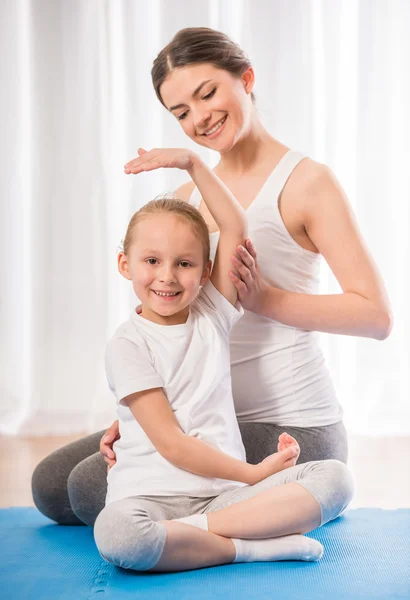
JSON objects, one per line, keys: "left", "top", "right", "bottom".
{"left": 118, "top": 252, "right": 132, "bottom": 280}
{"left": 200, "top": 260, "right": 212, "bottom": 286}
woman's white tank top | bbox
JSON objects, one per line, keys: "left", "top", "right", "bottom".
{"left": 188, "top": 149, "right": 343, "bottom": 427}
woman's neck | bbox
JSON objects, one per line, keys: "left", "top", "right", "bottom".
{"left": 215, "top": 115, "right": 287, "bottom": 177}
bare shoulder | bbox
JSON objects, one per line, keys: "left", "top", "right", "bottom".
{"left": 173, "top": 180, "right": 196, "bottom": 203}
{"left": 287, "top": 157, "right": 346, "bottom": 220}
{"left": 291, "top": 157, "right": 335, "bottom": 192}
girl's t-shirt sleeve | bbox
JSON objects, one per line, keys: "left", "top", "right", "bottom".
{"left": 105, "top": 337, "right": 163, "bottom": 404}
{"left": 196, "top": 280, "right": 244, "bottom": 336}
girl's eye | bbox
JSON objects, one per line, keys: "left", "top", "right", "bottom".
{"left": 179, "top": 262, "right": 191, "bottom": 268}
{"left": 146, "top": 258, "right": 158, "bottom": 265}
{"left": 176, "top": 88, "right": 216, "bottom": 121}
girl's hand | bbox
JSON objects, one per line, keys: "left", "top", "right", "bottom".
{"left": 249, "top": 434, "right": 301, "bottom": 484}
{"left": 277, "top": 432, "right": 300, "bottom": 454}
{"left": 124, "top": 148, "right": 198, "bottom": 174}
{"left": 100, "top": 420, "right": 120, "bottom": 472}
{"left": 230, "top": 238, "right": 270, "bottom": 314}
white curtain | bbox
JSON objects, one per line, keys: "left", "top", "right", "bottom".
{"left": 1, "top": 0, "right": 409, "bottom": 436}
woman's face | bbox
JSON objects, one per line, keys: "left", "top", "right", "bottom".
{"left": 159, "top": 63, "right": 255, "bottom": 153}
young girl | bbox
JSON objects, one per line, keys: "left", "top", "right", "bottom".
{"left": 93, "top": 147, "right": 354, "bottom": 573}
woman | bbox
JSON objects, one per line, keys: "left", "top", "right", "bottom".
{"left": 32, "top": 27, "right": 391, "bottom": 527}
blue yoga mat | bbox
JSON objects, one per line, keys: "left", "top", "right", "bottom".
{"left": 1, "top": 507, "right": 409, "bottom": 599}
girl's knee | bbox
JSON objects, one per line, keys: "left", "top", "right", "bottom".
{"left": 326, "top": 459, "right": 354, "bottom": 502}
{"left": 318, "top": 459, "right": 355, "bottom": 523}
{"left": 94, "top": 502, "right": 165, "bottom": 571}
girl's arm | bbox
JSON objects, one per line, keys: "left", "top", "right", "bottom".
{"left": 186, "top": 157, "right": 247, "bottom": 306}
{"left": 233, "top": 163, "right": 392, "bottom": 340}
{"left": 124, "top": 148, "right": 247, "bottom": 307}
{"left": 123, "top": 387, "right": 297, "bottom": 486}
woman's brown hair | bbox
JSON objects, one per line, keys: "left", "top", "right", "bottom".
{"left": 151, "top": 27, "right": 255, "bottom": 107}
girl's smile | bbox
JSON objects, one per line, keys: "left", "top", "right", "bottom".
{"left": 151, "top": 289, "right": 182, "bottom": 301}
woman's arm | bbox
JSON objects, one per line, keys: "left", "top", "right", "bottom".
{"left": 123, "top": 387, "right": 297, "bottom": 485}
{"left": 186, "top": 156, "right": 248, "bottom": 306}
{"left": 232, "top": 163, "right": 393, "bottom": 340}
{"left": 259, "top": 288, "right": 391, "bottom": 340}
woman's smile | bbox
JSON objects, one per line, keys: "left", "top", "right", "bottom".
{"left": 201, "top": 115, "right": 228, "bottom": 138}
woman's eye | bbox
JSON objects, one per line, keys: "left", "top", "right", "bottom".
{"left": 203, "top": 88, "right": 216, "bottom": 100}
{"left": 176, "top": 89, "right": 216, "bottom": 121}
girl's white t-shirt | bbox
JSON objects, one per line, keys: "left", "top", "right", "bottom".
{"left": 105, "top": 280, "right": 247, "bottom": 505}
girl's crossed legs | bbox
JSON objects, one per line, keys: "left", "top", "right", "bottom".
{"left": 94, "top": 459, "right": 354, "bottom": 572}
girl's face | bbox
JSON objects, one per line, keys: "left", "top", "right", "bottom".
{"left": 159, "top": 63, "right": 255, "bottom": 153}
{"left": 118, "top": 214, "right": 211, "bottom": 326}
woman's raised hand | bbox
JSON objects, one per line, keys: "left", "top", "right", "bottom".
{"left": 124, "top": 148, "right": 198, "bottom": 174}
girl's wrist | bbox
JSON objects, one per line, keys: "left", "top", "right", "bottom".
{"left": 243, "top": 462, "right": 265, "bottom": 485}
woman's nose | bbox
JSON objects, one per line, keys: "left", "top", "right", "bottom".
{"left": 193, "top": 108, "right": 212, "bottom": 131}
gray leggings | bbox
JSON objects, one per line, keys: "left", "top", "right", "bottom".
{"left": 31, "top": 420, "right": 348, "bottom": 527}
{"left": 94, "top": 459, "right": 354, "bottom": 571}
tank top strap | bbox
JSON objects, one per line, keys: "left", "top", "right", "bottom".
{"left": 268, "top": 150, "right": 307, "bottom": 199}
{"left": 188, "top": 185, "right": 202, "bottom": 209}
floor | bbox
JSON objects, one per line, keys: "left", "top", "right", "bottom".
{"left": 1, "top": 433, "right": 410, "bottom": 509}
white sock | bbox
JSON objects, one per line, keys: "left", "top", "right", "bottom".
{"left": 172, "top": 513, "right": 209, "bottom": 531}
{"left": 232, "top": 535, "right": 324, "bottom": 563}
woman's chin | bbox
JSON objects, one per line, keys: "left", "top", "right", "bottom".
{"left": 197, "top": 135, "right": 234, "bottom": 153}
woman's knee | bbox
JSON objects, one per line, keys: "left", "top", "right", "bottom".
{"left": 94, "top": 501, "right": 166, "bottom": 571}
{"left": 31, "top": 431, "right": 104, "bottom": 525}
{"left": 31, "top": 454, "right": 83, "bottom": 525}
{"left": 67, "top": 453, "right": 107, "bottom": 527}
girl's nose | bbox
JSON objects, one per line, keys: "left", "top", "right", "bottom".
{"left": 159, "top": 266, "right": 176, "bottom": 284}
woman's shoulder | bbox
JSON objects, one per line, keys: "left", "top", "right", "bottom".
{"left": 284, "top": 156, "right": 338, "bottom": 214}
{"left": 278, "top": 155, "right": 342, "bottom": 248}
{"left": 291, "top": 155, "right": 332, "bottom": 189}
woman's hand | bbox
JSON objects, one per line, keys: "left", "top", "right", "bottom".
{"left": 230, "top": 238, "right": 270, "bottom": 314}
{"left": 124, "top": 147, "right": 199, "bottom": 174}
{"left": 100, "top": 420, "right": 120, "bottom": 472}
{"left": 248, "top": 433, "right": 301, "bottom": 484}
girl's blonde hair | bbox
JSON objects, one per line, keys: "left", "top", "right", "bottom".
{"left": 121, "top": 196, "right": 210, "bottom": 267}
